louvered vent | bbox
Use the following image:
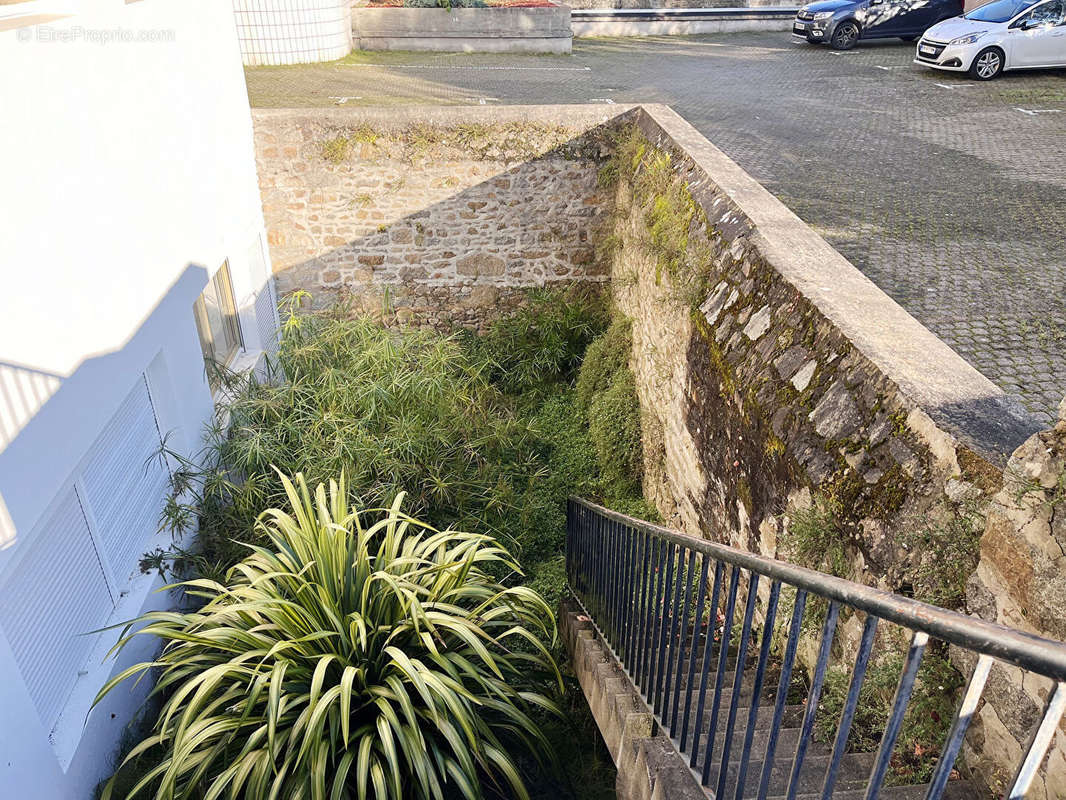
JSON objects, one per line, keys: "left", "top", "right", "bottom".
{"left": 255, "top": 279, "right": 280, "bottom": 357}
{"left": 80, "top": 376, "right": 169, "bottom": 582}
{"left": 0, "top": 488, "right": 113, "bottom": 729}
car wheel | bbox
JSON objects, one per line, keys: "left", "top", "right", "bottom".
{"left": 969, "top": 47, "right": 1004, "bottom": 80}
{"left": 830, "top": 21, "right": 860, "bottom": 50}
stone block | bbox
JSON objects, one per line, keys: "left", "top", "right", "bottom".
{"left": 808, "top": 380, "right": 862, "bottom": 440}
{"left": 456, "top": 253, "right": 506, "bottom": 277}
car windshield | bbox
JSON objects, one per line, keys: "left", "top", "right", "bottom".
{"left": 964, "top": 0, "right": 1039, "bottom": 21}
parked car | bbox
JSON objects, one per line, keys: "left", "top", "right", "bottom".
{"left": 915, "top": 0, "right": 1066, "bottom": 78}
{"left": 792, "top": 0, "right": 963, "bottom": 50}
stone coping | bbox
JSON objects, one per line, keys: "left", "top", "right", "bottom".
{"left": 252, "top": 103, "right": 634, "bottom": 134}
{"left": 627, "top": 104, "right": 1041, "bottom": 462}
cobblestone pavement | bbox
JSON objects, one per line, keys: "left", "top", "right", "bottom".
{"left": 246, "top": 35, "right": 1066, "bottom": 423}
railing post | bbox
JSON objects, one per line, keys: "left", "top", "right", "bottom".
{"left": 702, "top": 564, "right": 742, "bottom": 785}
{"left": 716, "top": 571, "right": 760, "bottom": 800}
{"left": 821, "top": 614, "right": 879, "bottom": 800}
{"left": 734, "top": 579, "right": 781, "bottom": 800}
{"left": 653, "top": 544, "right": 678, "bottom": 712}
{"left": 690, "top": 559, "right": 724, "bottom": 770}
{"left": 785, "top": 601, "right": 839, "bottom": 800}
{"left": 666, "top": 548, "right": 696, "bottom": 733}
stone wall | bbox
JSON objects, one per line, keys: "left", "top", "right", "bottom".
{"left": 960, "top": 398, "right": 1066, "bottom": 799}
{"left": 351, "top": 6, "right": 572, "bottom": 54}
{"left": 253, "top": 106, "right": 619, "bottom": 331}
{"left": 609, "top": 104, "right": 1038, "bottom": 591}
{"left": 603, "top": 105, "right": 1054, "bottom": 791}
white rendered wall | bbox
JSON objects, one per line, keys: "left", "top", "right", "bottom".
{"left": 233, "top": 0, "right": 353, "bottom": 66}
{"left": 0, "top": 0, "right": 273, "bottom": 796}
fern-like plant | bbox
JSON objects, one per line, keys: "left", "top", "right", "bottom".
{"left": 97, "top": 472, "right": 561, "bottom": 800}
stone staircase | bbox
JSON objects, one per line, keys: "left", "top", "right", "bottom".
{"left": 562, "top": 609, "right": 975, "bottom": 800}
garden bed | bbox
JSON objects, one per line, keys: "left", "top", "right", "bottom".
{"left": 351, "top": 1, "right": 572, "bottom": 53}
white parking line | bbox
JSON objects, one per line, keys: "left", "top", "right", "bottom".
{"left": 342, "top": 64, "right": 592, "bottom": 71}
{"left": 589, "top": 98, "right": 616, "bottom": 104}
{"left": 934, "top": 82, "right": 976, "bottom": 89}
{"left": 874, "top": 65, "right": 906, "bottom": 70}
{"left": 1015, "top": 107, "right": 1063, "bottom": 116}
{"left": 329, "top": 96, "right": 363, "bottom": 104}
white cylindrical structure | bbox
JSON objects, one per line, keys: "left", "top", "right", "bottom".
{"left": 233, "top": 0, "right": 353, "bottom": 66}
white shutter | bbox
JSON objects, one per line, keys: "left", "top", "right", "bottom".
{"left": 80, "top": 376, "right": 169, "bottom": 582}
{"left": 0, "top": 488, "right": 113, "bottom": 728}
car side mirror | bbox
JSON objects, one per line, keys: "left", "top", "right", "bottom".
{"left": 1016, "top": 17, "right": 1042, "bottom": 29}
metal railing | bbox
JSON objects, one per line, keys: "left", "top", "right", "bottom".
{"left": 566, "top": 497, "right": 1066, "bottom": 800}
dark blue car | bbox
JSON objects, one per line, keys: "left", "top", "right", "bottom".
{"left": 792, "top": 0, "right": 964, "bottom": 49}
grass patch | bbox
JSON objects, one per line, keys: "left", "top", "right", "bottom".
{"left": 782, "top": 492, "right": 849, "bottom": 578}
{"left": 814, "top": 648, "right": 963, "bottom": 785}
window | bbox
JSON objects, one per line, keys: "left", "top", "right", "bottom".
{"left": 193, "top": 261, "right": 243, "bottom": 384}
{"left": 965, "top": 0, "right": 1038, "bottom": 21}
{"left": 1028, "top": 0, "right": 1065, "bottom": 23}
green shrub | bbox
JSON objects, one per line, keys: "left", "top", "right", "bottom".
{"left": 101, "top": 474, "right": 561, "bottom": 800}
{"left": 588, "top": 368, "right": 643, "bottom": 498}
{"left": 575, "top": 319, "right": 631, "bottom": 415}
{"left": 476, "top": 286, "right": 608, "bottom": 397}
{"left": 901, "top": 505, "right": 984, "bottom": 609}
{"left": 152, "top": 311, "right": 546, "bottom": 573}
{"left": 605, "top": 496, "right": 661, "bottom": 524}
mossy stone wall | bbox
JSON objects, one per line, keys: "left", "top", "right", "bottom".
{"left": 605, "top": 104, "right": 1061, "bottom": 795}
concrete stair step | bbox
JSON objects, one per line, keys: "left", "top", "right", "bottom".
{"left": 705, "top": 752, "right": 877, "bottom": 798}
{"left": 691, "top": 725, "right": 831, "bottom": 765}
{"left": 787, "top": 781, "right": 977, "bottom": 800}
{"left": 682, "top": 686, "right": 793, "bottom": 729}
{"left": 681, "top": 702, "right": 806, "bottom": 734}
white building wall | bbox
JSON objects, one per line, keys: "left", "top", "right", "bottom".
{"left": 0, "top": 0, "right": 274, "bottom": 796}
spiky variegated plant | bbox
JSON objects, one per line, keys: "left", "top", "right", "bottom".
{"left": 96, "top": 473, "right": 562, "bottom": 800}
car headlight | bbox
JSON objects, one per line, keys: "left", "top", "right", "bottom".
{"left": 813, "top": 11, "right": 834, "bottom": 19}
{"left": 949, "top": 32, "right": 986, "bottom": 45}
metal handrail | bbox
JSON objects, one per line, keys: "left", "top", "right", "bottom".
{"left": 566, "top": 496, "right": 1066, "bottom": 800}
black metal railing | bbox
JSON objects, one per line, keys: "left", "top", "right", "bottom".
{"left": 566, "top": 497, "right": 1066, "bottom": 800}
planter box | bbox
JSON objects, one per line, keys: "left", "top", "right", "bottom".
{"left": 352, "top": 5, "right": 572, "bottom": 53}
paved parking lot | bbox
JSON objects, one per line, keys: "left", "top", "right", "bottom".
{"left": 246, "top": 34, "right": 1066, "bottom": 423}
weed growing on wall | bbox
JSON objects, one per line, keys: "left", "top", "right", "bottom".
{"left": 900, "top": 502, "right": 985, "bottom": 609}
{"left": 574, "top": 319, "right": 658, "bottom": 513}
{"left": 318, "top": 119, "right": 606, "bottom": 166}
{"left": 575, "top": 318, "right": 631, "bottom": 414}
{"left": 782, "top": 492, "right": 850, "bottom": 578}
{"left": 589, "top": 368, "right": 643, "bottom": 498}
{"left": 600, "top": 124, "right": 714, "bottom": 310}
